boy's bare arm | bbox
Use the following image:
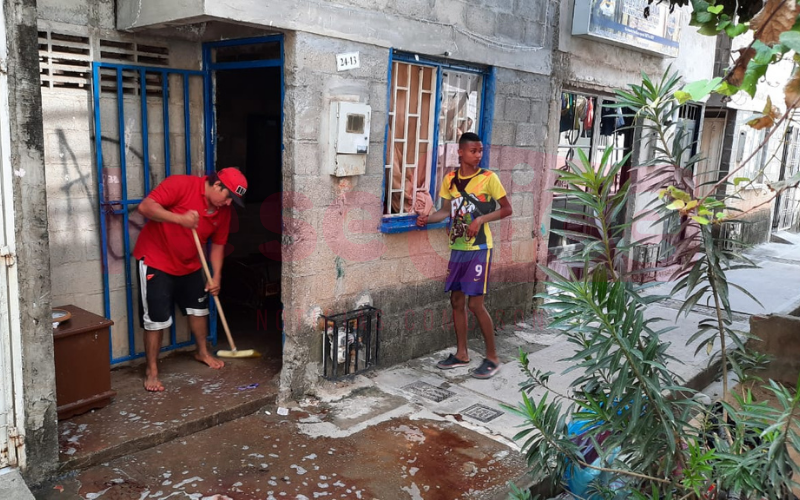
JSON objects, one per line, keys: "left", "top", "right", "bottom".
{"left": 466, "top": 196, "right": 512, "bottom": 237}
{"left": 416, "top": 205, "right": 450, "bottom": 227}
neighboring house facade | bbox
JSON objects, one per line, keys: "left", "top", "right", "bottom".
{"left": 701, "top": 33, "right": 800, "bottom": 246}
{"left": 2, "top": 0, "right": 718, "bottom": 485}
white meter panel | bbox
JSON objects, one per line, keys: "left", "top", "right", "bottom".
{"left": 335, "top": 102, "right": 371, "bottom": 155}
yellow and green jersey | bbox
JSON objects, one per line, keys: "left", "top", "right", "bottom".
{"left": 439, "top": 168, "right": 507, "bottom": 251}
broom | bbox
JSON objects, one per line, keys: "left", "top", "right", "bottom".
{"left": 192, "top": 229, "right": 261, "bottom": 359}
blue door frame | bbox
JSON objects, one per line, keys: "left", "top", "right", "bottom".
{"left": 201, "top": 35, "right": 285, "bottom": 348}
{"left": 92, "top": 35, "right": 284, "bottom": 365}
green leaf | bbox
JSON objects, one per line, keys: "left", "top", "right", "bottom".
{"left": 741, "top": 59, "right": 770, "bottom": 98}
{"left": 682, "top": 78, "right": 723, "bottom": 102}
{"left": 781, "top": 31, "right": 800, "bottom": 54}
{"left": 733, "top": 177, "right": 750, "bottom": 187}
{"left": 707, "top": 4, "right": 724, "bottom": 14}
{"left": 691, "top": 215, "right": 710, "bottom": 224}
{"left": 675, "top": 90, "right": 692, "bottom": 105}
{"left": 695, "top": 10, "right": 712, "bottom": 23}
{"left": 666, "top": 200, "right": 686, "bottom": 210}
{"left": 670, "top": 187, "right": 692, "bottom": 202}
{"left": 698, "top": 23, "right": 720, "bottom": 36}
{"left": 716, "top": 81, "right": 739, "bottom": 96}
{"left": 724, "top": 23, "right": 748, "bottom": 38}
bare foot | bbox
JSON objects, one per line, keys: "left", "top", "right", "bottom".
{"left": 144, "top": 370, "right": 165, "bottom": 392}
{"left": 194, "top": 351, "right": 225, "bottom": 369}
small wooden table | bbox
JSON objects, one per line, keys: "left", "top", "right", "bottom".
{"left": 53, "top": 305, "right": 116, "bottom": 420}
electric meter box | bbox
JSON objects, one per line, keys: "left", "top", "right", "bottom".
{"left": 328, "top": 101, "right": 371, "bottom": 177}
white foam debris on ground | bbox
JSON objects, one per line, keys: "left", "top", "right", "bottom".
{"left": 400, "top": 482, "right": 424, "bottom": 500}
{"left": 296, "top": 404, "right": 415, "bottom": 439}
{"left": 391, "top": 425, "right": 426, "bottom": 443}
{"left": 172, "top": 476, "right": 204, "bottom": 489}
{"left": 329, "top": 395, "right": 385, "bottom": 420}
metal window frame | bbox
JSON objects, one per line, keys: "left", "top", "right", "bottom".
{"left": 379, "top": 51, "right": 495, "bottom": 234}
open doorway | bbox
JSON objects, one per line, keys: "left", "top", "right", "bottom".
{"left": 211, "top": 41, "right": 284, "bottom": 370}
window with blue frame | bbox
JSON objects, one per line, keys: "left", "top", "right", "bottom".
{"left": 380, "top": 52, "right": 492, "bottom": 233}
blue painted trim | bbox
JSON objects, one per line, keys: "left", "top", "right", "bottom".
{"left": 429, "top": 65, "right": 444, "bottom": 202}
{"left": 115, "top": 68, "right": 137, "bottom": 358}
{"left": 207, "top": 60, "right": 282, "bottom": 71}
{"left": 184, "top": 75, "right": 192, "bottom": 175}
{"left": 380, "top": 217, "right": 449, "bottom": 234}
{"left": 104, "top": 199, "right": 144, "bottom": 207}
{"left": 163, "top": 71, "right": 171, "bottom": 177}
{"left": 279, "top": 36, "right": 285, "bottom": 153}
{"left": 201, "top": 43, "right": 217, "bottom": 345}
{"left": 378, "top": 50, "right": 394, "bottom": 227}
{"left": 278, "top": 36, "right": 286, "bottom": 350}
{"left": 392, "top": 51, "right": 486, "bottom": 75}
{"left": 93, "top": 61, "right": 203, "bottom": 75}
{"left": 204, "top": 35, "right": 283, "bottom": 49}
{"left": 480, "top": 67, "right": 497, "bottom": 170}
{"left": 92, "top": 64, "right": 113, "bottom": 361}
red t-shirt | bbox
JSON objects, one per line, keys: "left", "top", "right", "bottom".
{"left": 133, "top": 175, "right": 232, "bottom": 276}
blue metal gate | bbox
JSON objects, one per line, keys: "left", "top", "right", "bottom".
{"left": 93, "top": 35, "right": 284, "bottom": 364}
{"left": 92, "top": 62, "right": 209, "bottom": 364}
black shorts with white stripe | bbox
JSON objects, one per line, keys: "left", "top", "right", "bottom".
{"left": 137, "top": 260, "right": 209, "bottom": 331}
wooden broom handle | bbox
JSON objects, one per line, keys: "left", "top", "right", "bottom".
{"left": 191, "top": 229, "right": 237, "bottom": 351}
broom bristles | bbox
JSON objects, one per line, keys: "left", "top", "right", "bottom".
{"left": 216, "top": 349, "right": 261, "bottom": 358}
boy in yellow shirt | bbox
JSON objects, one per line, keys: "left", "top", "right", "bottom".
{"left": 416, "top": 133, "right": 513, "bottom": 378}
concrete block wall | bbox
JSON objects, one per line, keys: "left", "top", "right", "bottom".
{"left": 280, "top": 30, "right": 548, "bottom": 398}
{"left": 119, "top": 0, "right": 553, "bottom": 74}
{"left": 8, "top": 0, "right": 59, "bottom": 484}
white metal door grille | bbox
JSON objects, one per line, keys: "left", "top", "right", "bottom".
{"left": 385, "top": 61, "right": 436, "bottom": 215}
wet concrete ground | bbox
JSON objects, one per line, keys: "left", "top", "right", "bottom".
{"left": 55, "top": 299, "right": 284, "bottom": 473}
{"left": 56, "top": 350, "right": 281, "bottom": 472}
{"left": 36, "top": 402, "right": 528, "bottom": 500}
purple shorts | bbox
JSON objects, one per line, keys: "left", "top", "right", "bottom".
{"left": 445, "top": 249, "right": 493, "bottom": 296}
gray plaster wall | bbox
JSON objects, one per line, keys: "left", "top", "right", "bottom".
{"left": 7, "top": 0, "right": 59, "bottom": 485}
{"left": 117, "top": 0, "right": 553, "bottom": 75}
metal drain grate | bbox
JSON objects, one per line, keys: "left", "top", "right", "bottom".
{"left": 462, "top": 404, "right": 503, "bottom": 423}
{"left": 402, "top": 381, "right": 455, "bottom": 402}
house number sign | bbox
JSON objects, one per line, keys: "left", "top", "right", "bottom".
{"left": 336, "top": 51, "right": 360, "bottom": 71}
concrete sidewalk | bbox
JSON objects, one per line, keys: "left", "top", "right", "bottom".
{"left": 31, "top": 232, "right": 800, "bottom": 499}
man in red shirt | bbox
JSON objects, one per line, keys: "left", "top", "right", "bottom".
{"left": 133, "top": 168, "right": 247, "bottom": 392}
